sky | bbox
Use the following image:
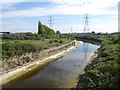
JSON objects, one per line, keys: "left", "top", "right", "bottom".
{"left": 0, "top": 0, "right": 119, "bottom": 33}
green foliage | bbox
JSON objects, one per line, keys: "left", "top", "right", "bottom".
{"left": 99, "top": 51, "right": 108, "bottom": 57}
{"left": 2, "top": 33, "right": 43, "bottom": 40}
{"left": 49, "top": 39, "right": 63, "bottom": 43}
{"left": 2, "top": 41, "right": 44, "bottom": 59}
{"left": 92, "top": 31, "right": 95, "bottom": 34}
{"left": 38, "top": 21, "right": 44, "bottom": 34}
{"left": 56, "top": 31, "right": 60, "bottom": 35}
{"left": 2, "top": 22, "right": 56, "bottom": 40}
{"left": 49, "top": 39, "right": 54, "bottom": 43}
{"left": 77, "top": 34, "right": 119, "bottom": 88}
{"left": 43, "top": 25, "right": 55, "bottom": 36}
{"left": 37, "top": 21, "right": 56, "bottom": 36}
{"left": 49, "top": 39, "right": 59, "bottom": 43}
{"left": 54, "top": 39, "right": 58, "bottom": 42}
{"left": 2, "top": 38, "right": 72, "bottom": 59}
{"left": 2, "top": 33, "right": 9, "bottom": 39}
{"left": 59, "top": 40, "right": 63, "bottom": 43}
{"left": 59, "top": 34, "right": 75, "bottom": 40}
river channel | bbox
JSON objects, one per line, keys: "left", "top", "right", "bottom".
{"left": 3, "top": 41, "right": 100, "bottom": 88}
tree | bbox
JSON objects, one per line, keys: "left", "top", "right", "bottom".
{"left": 92, "top": 31, "right": 95, "bottom": 34}
{"left": 43, "top": 25, "right": 55, "bottom": 36}
{"left": 56, "top": 31, "right": 60, "bottom": 35}
{"left": 26, "top": 32, "right": 33, "bottom": 36}
{"left": 38, "top": 21, "right": 44, "bottom": 34}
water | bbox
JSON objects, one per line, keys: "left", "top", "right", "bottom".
{"left": 3, "top": 41, "right": 100, "bottom": 88}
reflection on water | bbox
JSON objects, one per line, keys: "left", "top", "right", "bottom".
{"left": 4, "top": 41, "right": 100, "bottom": 88}
{"left": 83, "top": 43, "right": 89, "bottom": 61}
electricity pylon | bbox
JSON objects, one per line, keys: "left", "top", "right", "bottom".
{"left": 83, "top": 14, "right": 89, "bottom": 33}
{"left": 48, "top": 16, "right": 53, "bottom": 28}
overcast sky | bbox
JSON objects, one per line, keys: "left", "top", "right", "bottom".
{"left": 0, "top": 0, "right": 118, "bottom": 33}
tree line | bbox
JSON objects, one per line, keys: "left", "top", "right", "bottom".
{"left": 2, "top": 21, "right": 61, "bottom": 40}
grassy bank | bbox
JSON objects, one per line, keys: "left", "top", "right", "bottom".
{"left": 2, "top": 39, "right": 72, "bottom": 59}
{"left": 76, "top": 34, "right": 119, "bottom": 88}
{"left": 1, "top": 45, "right": 76, "bottom": 87}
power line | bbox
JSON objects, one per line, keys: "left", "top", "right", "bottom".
{"left": 48, "top": 16, "right": 54, "bottom": 28}
{"left": 83, "top": 14, "right": 89, "bottom": 33}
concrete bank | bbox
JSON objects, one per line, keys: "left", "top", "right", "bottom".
{"left": 75, "top": 37, "right": 103, "bottom": 45}
{"left": 0, "top": 40, "right": 78, "bottom": 86}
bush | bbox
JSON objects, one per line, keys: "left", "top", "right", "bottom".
{"left": 49, "top": 39, "right": 54, "bottom": 43}
{"left": 2, "top": 41, "right": 43, "bottom": 59}
{"left": 54, "top": 39, "right": 58, "bottom": 42}
{"left": 59, "top": 40, "right": 63, "bottom": 43}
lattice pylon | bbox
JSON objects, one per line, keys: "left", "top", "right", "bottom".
{"left": 83, "top": 14, "right": 89, "bottom": 33}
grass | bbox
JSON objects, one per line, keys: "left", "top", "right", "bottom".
{"left": 2, "top": 39, "right": 73, "bottom": 59}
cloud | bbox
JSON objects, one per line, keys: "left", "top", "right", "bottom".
{"left": 53, "top": 0, "right": 118, "bottom": 8}
{"left": 54, "top": 16, "right": 65, "bottom": 19}
{"left": 0, "top": 7, "right": 49, "bottom": 18}
{"left": 0, "top": 4, "right": 117, "bottom": 18}
{"left": 0, "top": 0, "right": 118, "bottom": 18}
{"left": 1, "top": 0, "right": 118, "bottom": 33}
{"left": 0, "top": 0, "right": 52, "bottom": 9}
{"left": 1, "top": 0, "right": 25, "bottom": 9}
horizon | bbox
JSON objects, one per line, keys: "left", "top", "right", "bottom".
{"left": 0, "top": 0, "right": 118, "bottom": 33}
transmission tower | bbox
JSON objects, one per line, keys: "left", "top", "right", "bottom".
{"left": 83, "top": 14, "right": 89, "bottom": 33}
{"left": 48, "top": 16, "right": 53, "bottom": 28}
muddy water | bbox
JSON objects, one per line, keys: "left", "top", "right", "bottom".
{"left": 4, "top": 41, "right": 100, "bottom": 88}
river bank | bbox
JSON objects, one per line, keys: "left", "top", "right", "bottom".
{"left": 1, "top": 40, "right": 78, "bottom": 86}
{"left": 76, "top": 34, "right": 119, "bottom": 88}
{"left": 75, "top": 37, "right": 103, "bottom": 45}
{"left": 75, "top": 48, "right": 99, "bottom": 88}
{"left": 2, "top": 41, "right": 100, "bottom": 88}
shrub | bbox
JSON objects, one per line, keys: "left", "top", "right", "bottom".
{"left": 59, "top": 40, "right": 63, "bottom": 43}
{"left": 49, "top": 39, "right": 54, "bottom": 43}
{"left": 99, "top": 52, "right": 108, "bottom": 57}
{"left": 54, "top": 39, "right": 58, "bottom": 42}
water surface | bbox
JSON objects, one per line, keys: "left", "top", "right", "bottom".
{"left": 4, "top": 41, "right": 100, "bottom": 88}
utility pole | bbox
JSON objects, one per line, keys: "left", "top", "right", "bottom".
{"left": 83, "top": 14, "right": 89, "bottom": 33}
{"left": 48, "top": 16, "right": 53, "bottom": 28}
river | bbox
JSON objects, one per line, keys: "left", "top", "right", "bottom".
{"left": 3, "top": 41, "right": 100, "bottom": 88}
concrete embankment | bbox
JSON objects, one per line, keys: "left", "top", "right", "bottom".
{"left": 75, "top": 37, "right": 103, "bottom": 45}
{"left": 0, "top": 40, "right": 78, "bottom": 86}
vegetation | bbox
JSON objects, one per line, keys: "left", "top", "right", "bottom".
{"left": 38, "top": 21, "right": 55, "bottom": 36}
{"left": 2, "top": 20, "right": 75, "bottom": 59}
{"left": 2, "top": 19, "right": 119, "bottom": 88}
{"left": 38, "top": 21, "right": 44, "bottom": 35}
{"left": 2, "top": 32, "right": 74, "bottom": 59}
{"left": 1, "top": 27, "right": 119, "bottom": 88}
{"left": 2, "top": 21, "right": 56, "bottom": 40}
{"left": 2, "top": 33, "right": 43, "bottom": 40}
{"left": 56, "top": 30, "right": 61, "bottom": 35}
{"left": 2, "top": 41, "right": 42, "bottom": 59}
{"left": 2, "top": 39, "right": 72, "bottom": 59}
{"left": 76, "top": 34, "right": 119, "bottom": 88}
